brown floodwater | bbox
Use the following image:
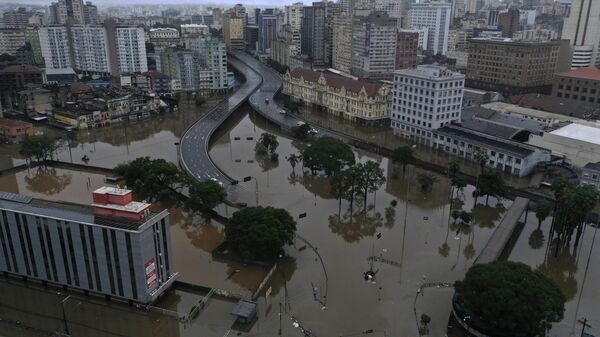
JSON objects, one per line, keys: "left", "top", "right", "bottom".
{"left": 0, "top": 97, "right": 597, "bottom": 336}
{"left": 209, "top": 113, "right": 510, "bottom": 336}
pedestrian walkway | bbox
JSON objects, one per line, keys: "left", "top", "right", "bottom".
{"left": 474, "top": 197, "right": 529, "bottom": 264}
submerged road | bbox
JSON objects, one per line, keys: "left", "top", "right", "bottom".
{"left": 179, "top": 51, "right": 333, "bottom": 200}
{"left": 178, "top": 55, "right": 262, "bottom": 197}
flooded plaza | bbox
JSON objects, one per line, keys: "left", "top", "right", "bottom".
{"left": 0, "top": 100, "right": 598, "bottom": 336}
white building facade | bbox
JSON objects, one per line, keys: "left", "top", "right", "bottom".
{"left": 561, "top": 0, "right": 600, "bottom": 68}
{"left": 70, "top": 25, "right": 111, "bottom": 74}
{"left": 391, "top": 65, "right": 464, "bottom": 140}
{"left": 39, "top": 25, "right": 71, "bottom": 70}
{"left": 116, "top": 27, "right": 147, "bottom": 74}
{"left": 408, "top": 1, "right": 451, "bottom": 55}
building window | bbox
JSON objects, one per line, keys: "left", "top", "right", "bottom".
{"left": 3, "top": 211, "right": 19, "bottom": 274}
{"left": 102, "top": 228, "right": 116, "bottom": 294}
{"left": 79, "top": 224, "right": 93, "bottom": 290}
{"left": 57, "top": 225, "right": 72, "bottom": 285}
{"left": 0, "top": 212, "right": 12, "bottom": 272}
{"left": 125, "top": 233, "right": 138, "bottom": 300}
{"left": 88, "top": 227, "right": 102, "bottom": 292}
{"left": 22, "top": 215, "right": 38, "bottom": 278}
{"left": 66, "top": 226, "right": 80, "bottom": 287}
{"left": 44, "top": 220, "right": 58, "bottom": 281}
{"left": 110, "top": 231, "right": 124, "bottom": 296}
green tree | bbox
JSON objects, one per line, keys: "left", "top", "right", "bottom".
{"left": 258, "top": 133, "right": 279, "bottom": 154}
{"left": 391, "top": 146, "right": 415, "bottom": 173}
{"left": 534, "top": 200, "right": 551, "bottom": 229}
{"left": 114, "top": 157, "right": 185, "bottom": 202}
{"left": 420, "top": 313, "right": 431, "bottom": 335}
{"left": 301, "top": 137, "right": 355, "bottom": 176}
{"left": 292, "top": 123, "right": 311, "bottom": 139}
{"left": 255, "top": 142, "right": 268, "bottom": 156}
{"left": 448, "top": 160, "right": 460, "bottom": 178}
{"left": 185, "top": 180, "right": 227, "bottom": 214}
{"left": 20, "top": 134, "right": 61, "bottom": 163}
{"left": 455, "top": 261, "right": 565, "bottom": 337}
{"left": 331, "top": 165, "right": 362, "bottom": 212}
{"left": 477, "top": 171, "right": 507, "bottom": 205}
{"left": 474, "top": 151, "right": 489, "bottom": 173}
{"left": 356, "top": 161, "right": 386, "bottom": 211}
{"left": 417, "top": 173, "right": 438, "bottom": 192}
{"left": 225, "top": 206, "right": 297, "bottom": 260}
{"left": 459, "top": 210, "right": 472, "bottom": 226}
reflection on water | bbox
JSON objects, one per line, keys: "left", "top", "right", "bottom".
{"left": 537, "top": 238, "right": 579, "bottom": 301}
{"left": 328, "top": 206, "right": 385, "bottom": 243}
{"left": 24, "top": 166, "right": 72, "bottom": 195}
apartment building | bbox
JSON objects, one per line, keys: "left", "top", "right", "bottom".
{"left": 351, "top": 11, "right": 397, "bottom": 80}
{"left": 2, "top": 8, "right": 43, "bottom": 29}
{"left": 283, "top": 67, "right": 392, "bottom": 125}
{"left": 39, "top": 26, "right": 71, "bottom": 70}
{"left": 408, "top": 1, "right": 451, "bottom": 55}
{"left": 391, "top": 65, "right": 464, "bottom": 140}
{"left": 113, "top": 27, "right": 148, "bottom": 74}
{"left": 0, "top": 118, "right": 34, "bottom": 144}
{"left": 148, "top": 28, "right": 180, "bottom": 48}
{"left": 70, "top": 25, "right": 111, "bottom": 74}
{"left": 552, "top": 67, "right": 600, "bottom": 105}
{"left": 561, "top": 0, "right": 600, "bottom": 68}
{"left": 258, "top": 9, "right": 278, "bottom": 53}
{"left": 466, "top": 38, "right": 561, "bottom": 95}
{"left": 332, "top": 15, "right": 354, "bottom": 74}
{"left": 0, "top": 187, "right": 177, "bottom": 304}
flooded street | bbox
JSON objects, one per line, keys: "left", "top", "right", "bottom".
{"left": 0, "top": 99, "right": 598, "bottom": 336}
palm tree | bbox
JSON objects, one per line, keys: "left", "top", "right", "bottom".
{"left": 417, "top": 173, "right": 438, "bottom": 192}
{"left": 448, "top": 160, "right": 459, "bottom": 178}
{"left": 391, "top": 146, "right": 416, "bottom": 173}
{"left": 474, "top": 151, "right": 489, "bottom": 174}
{"left": 287, "top": 153, "right": 301, "bottom": 171}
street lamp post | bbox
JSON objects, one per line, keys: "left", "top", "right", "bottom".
{"left": 59, "top": 294, "right": 71, "bottom": 335}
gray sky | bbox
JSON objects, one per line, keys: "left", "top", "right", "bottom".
{"left": 6, "top": 0, "right": 301, "bottom": 7}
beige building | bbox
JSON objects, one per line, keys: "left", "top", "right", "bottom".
{"left": 283, "top": 67, "right": 392, "bottom": 125}
{"left": 529, "top": 122, "right": 600, "bottom": 167}
{"left": 223, "top": 16, "right": 245, "bottom": 50}
{"left": 0, "top": 29, "right": 26, "bottom": 56}
{"left": 552, "top": 67, "right": 600, "bottom": 105}
{"left": 466, "top": 38, "right": 562, "bottom": 95}
{"left": 332, "top": 15, "right": 354, "bottom": 74}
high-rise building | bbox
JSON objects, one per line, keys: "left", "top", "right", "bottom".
{"left": 466, "top": 38, "right": 561, "bottom": 95}
{"left": 223, "top": 15, "right": 245, "bottom": 50}
{"left": 452, "top": 0, "right": 465, "bottom": 19}
{"left": 391, "top": 65, "right": 464, "bottom": 140}
{"left": 114, "top": 27, "right": 147, "bottom": 74}
{"left": 409, "top": 1, "right": 451, "bottom": 55}
{"left": 70, "top": 25, "right": 110, "bottom": 74}
{"left": 285, "top": 2, "right": 304, "bottom": 31}
{"left": 2, "top": 8, "right": 40, "bottom": 29}
{"left": 375, "top": 0, "right": 404, "bottom": 26}
{"left": 301, "top": 2, "right": 326, "bottom": 66}
{"left": 48, "top": 0, "right": 98, "bottom": 25}
{"left": 497, "top": 8, "right": 519, "bottom": 38}
{"left": 0, "top": 29, "right": 26, "bottom": 56}
{"left": 351, "top": 11, "right": 397, "bottom": 80}
{"left": 258, "top": 9, "right": 278, "bottom": 52}
{"left": 24, "top": 27, "right": 43, "bottom": 65}
{"left": 396, "top": 30, "right": 419, "bottom": 69}
{"left": 323, "top": 1, "right": 341, "bottom": 66}
{"left": 185, "top": 36, "right": 229, "bottom": 91}
{"left": 332, "top": 15, "right": 354, "bottom": 74}
{"left": 39, "top": 25, "right": 71, "bottom": 70}
{"left": 0, "top": 187, "right": 177, "bottom": 304}
{"left": 562, "top": 0, "right": 600, "bottom": 68}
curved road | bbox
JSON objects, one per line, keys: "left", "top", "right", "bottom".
{"left": 179, "top": 51, "right": 335, "bottom": 200}
{"left": 178, "top": 56, "right": 262, "bottom": 197}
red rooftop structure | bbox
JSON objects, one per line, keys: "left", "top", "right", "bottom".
{"left": 92, "top": 186, "right": 152, "bottom": 221}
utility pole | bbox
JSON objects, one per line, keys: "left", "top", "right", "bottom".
{"left": 278, "top": 302, "right": 282, "bottom": 337}
{"left": 578, "top": 317, "right": 591, "bottom": 337}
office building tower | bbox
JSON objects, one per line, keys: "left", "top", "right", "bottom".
{"left": 301, "top": 2, "right": 326, "bottom": 66}
{"left": 409, "top": 1, "right": 451, "bottom": 55}
{"left": 2, "top": 8, "right": 40, "bottom": 29}
{"left": 285, "top": 2, "right": 304, "bottom": 31}
{"left": 0, "top": 29, "right": 26, "bottom": 56}
{"left": 104, "top": 22, "right": 147, "bottom": 75}
{"left": 258, "top": 9, "right": 278, "bottom": 52}
{"left": 391, "top": 65, "right": 464, "bottom": 140}
{"left": 466, "top": 38, "right": 561, "bottom": 95}
{"left": 351, "top": 11, "right": 397, "bottom": 80}
{"left": 332, "top": 15, "right": 354, "bottom": 74}
{"left": 0, "top": 187, "right": 177, "bottom": 304}
{"left": 83, "top": 2, "right": 98, "bottom": 25}
{"left": 323, "top": 1, "right": 341, "bottom": 66}
{"left": 223, "top": 14, "right": 245, "bottom": 50}
{"left": 497, "top": 8, "right": 519, "bottom": 38}
{"left": 396, "top": 30, "right": 419, "bottom": 69}
{"left": 561, "top": 0, "right": 600, "bottom": 68}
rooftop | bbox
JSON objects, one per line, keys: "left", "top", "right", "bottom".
{"left": 550, "top": 123, "right": 600, "bottom": 146}
{"left": 0, "top": 65, "right": 44, "bottom": 74}
{"left": 394, "top": 65, "right": 464, "bottom": 80}
{"left": 558, "top": 67, "right": 600, "bottom": 81}
{"left": 0, "top": 118, "right": 32, "bottom": 128}
{"left": 288, "top": 67, "right": 388, "bottom": 97}
{"left": 584, "top": 162, "right": 600, "bottom": 171}
{"left": 436, "top": 125, "right": 537, "bottom": 156}
{"left": 0, "top": 191, "right": 162, "bottom": 232}
{"left": 508, "top": 93, "right": 600, "bottom": 120}
{"left": 94, "top": 186, "right": 131, "bottom": 196}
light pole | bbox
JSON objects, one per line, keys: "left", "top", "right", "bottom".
{"left": 59, "top": 294, "right": 71, "bottom": 335}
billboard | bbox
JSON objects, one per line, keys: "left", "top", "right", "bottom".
{"left": 145, "top": 258, "right": 157, "bottom": 289}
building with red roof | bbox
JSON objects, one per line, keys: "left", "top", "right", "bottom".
{"left": 552, "top": 67, "right": 600, "bottom": 105}
{"left": 0, "top": 118, "right": 34, "bottom": 144}
{"left": 0, "top": 64, "right": 46, "bottom": 91}
{"left": 283, "top": 67, "right": 392, "bottom": 125}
